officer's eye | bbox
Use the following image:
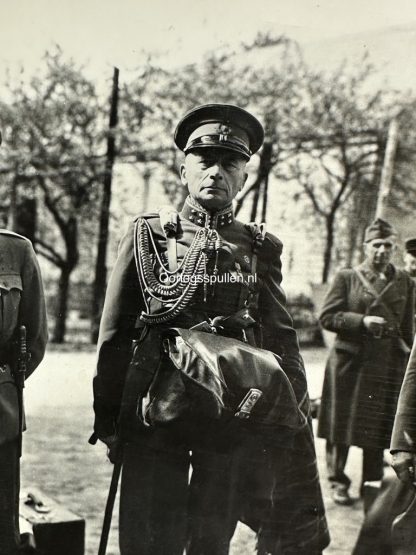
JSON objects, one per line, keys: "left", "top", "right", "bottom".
{"left": 199, "top": 158, "right": 216, "bottom": 168}
{"left": 223, "top": 158, "right": 240, "bottom": 169}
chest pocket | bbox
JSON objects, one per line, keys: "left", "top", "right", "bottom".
{"left": 0, "top": 274, "right": 23, "bottom": 343}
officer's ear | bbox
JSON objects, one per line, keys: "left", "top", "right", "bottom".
{"left": 180, "top": 163, "right": 187, "bottom": 186}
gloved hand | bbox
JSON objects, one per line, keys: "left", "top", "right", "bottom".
{"left": 100, "top": 434, "right": 122, "bottom": 464}
{"left": 89, "top": 432, "right": 122, "bottom": 464}
{"left": 391, "top": 450, "right": 416, "bottom": 486}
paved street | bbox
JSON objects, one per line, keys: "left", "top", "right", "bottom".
{"left": 20, "top": 345, "right": 367, "bottom": 554}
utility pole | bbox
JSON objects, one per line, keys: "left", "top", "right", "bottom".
{"left": 91, "top": 67, "right": 119, "bottom": 343}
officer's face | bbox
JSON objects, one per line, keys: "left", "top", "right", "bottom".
{"left": 364, "top": 236, "right": 396, "bottom": 268}
{"left": 180, "top": 149, "right": 248, "bottom": 210}
{"left": 404, "top": 253, "right": 416, "bottom": 277}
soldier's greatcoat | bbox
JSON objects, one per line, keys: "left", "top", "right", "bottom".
{"left": 93, "top": 198, "right": 329, "bottom": 554}
{"left": 0, "top": 230, "right": 48, "bottom": 555}
{"left": 391, "top": 338, "right": 416, "bottom": 451}
{"left": 318, "top": 262, "right": 415, "bottom": 450}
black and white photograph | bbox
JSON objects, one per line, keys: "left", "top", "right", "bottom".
{"left": 1, "top": 0, "right": 416, "bottom": 553}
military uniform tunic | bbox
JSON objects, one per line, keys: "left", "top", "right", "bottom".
{"left": 93, "top": 198, "right": 329, "bottom": 554}
{"left": 0, "top": 230, "right": 48, "bottom": 555}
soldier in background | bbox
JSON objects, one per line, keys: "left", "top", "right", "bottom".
{"left": 0, "top": 131, "right": 48, "bottom": 554}
{"left": 403, "top": 238, "right": 416, "bottom": 281}
{"left": 318, "top": 219, "right": 415, "bottom": 506}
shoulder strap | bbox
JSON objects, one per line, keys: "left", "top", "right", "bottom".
{"left": 246, "top": 222, "right": 267, "bottom": 275}
{"left": 158, "top": 206, "right": 179, "bottom": 272}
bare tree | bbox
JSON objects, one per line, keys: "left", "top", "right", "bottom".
{"left": 0, "top": 48, "right": 105, "bottom": 342}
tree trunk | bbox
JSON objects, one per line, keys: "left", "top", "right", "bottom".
{"left": 261, "top": 173, "right": 269, "bottom": 222}
{"left": 52, "top": 265, "right": 72, "bottom": 343}
{"left": 249, "top": 141, "right": 272, "bottom": 221}
{"left": 91, "top": 67, "right": 119, "bottom": 343}
{"left": 375, "top": 117, "right": 400, "bottom": 219}
{"left": 8, "top": 178, "right": 18, "bottom": 230}
{"left": 322, "top": 213, "right": 335, "bottom": 283}
{"left": 250, "top": 179, "right": 262, "bottom": 221}
{"left": 52, "top": 216, "right": 79, "bottom": 343}
{"left": 345, "top": 142, "right": 384, "bottom": 267}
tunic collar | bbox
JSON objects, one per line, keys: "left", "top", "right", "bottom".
{"left": 357, "top": 261, "right": 395, "bottom": 283}
{"left": 180, "top": 196, "right": 234, "bottom": 229}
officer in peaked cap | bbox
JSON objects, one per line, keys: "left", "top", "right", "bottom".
{"left": 318, "top": 217, "right": 415, "bottom": 507}
{"left": 174, "top": 103, "right": 264, "bottom": 160}
{"left": 92, "top": 103, "right": 329, "bottom": 554}
{"left": 0, "top": 129, "right": 48, "bottom": 554}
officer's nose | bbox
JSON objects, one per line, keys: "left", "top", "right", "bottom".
{"left": 209, "top": 162, "right": 223, "bottom": 180}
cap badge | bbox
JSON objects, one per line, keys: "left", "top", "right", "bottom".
{"left": 219, "top": 124, "right": 231, "bottom": 143}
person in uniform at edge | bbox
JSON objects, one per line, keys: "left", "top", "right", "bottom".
{"left": 92, "top": 104, "right": 329, "bottom": 555}
{"left": 391, "top": 236, "right": 416, "bottom": 479}
{"left": 318, "top": 218, "right": 415, "bottom": 506}
{"left": 0, "top": 132, "right": 48, "bottom": 555}
{"left": 391, "top": 337, "right": 416, "bottom": 489}
{"left": 404, "top": 238, "right": 416, "bottom": 328}
{"left": 403, "top": 238, "right": 416, "bottom": 282}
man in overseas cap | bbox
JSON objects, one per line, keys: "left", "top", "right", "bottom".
{"left": 318, "top": 218, "right": 415, "bottom": 506}
{"left": 92, "top": 104, "right": 329, "bottom": 554}
{"left": 0, "top": 131, "right": 48, "bottom": 554}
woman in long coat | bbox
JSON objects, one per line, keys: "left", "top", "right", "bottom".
{"left": 318, "top": 218, "right": 415, "bottom": 505}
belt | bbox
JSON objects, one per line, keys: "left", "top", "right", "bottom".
{"left": 369, "top": 326, "right": 399, "bottom": 339}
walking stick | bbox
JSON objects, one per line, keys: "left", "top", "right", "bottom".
{"left": 98, "top": 458, "right": 122, "bottom": 555}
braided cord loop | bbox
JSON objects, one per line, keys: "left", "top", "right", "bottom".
{"left": 134, "top": 218, "right": 217, "bottom": 324}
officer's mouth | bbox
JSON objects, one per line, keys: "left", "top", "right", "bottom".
{"left": 201, "top": 185, "right": 225, "bottom": 193}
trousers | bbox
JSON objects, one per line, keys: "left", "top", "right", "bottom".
{"left": 0, "top": 439, "right": 20, "bottom": 555}
{"left": 119, "top": 426, "right": 245, "bottom": 555}
{"left": 326, "top": 441, "right": 384, "bottom": 489}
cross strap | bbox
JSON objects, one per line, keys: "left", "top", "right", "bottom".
{"left": 354, "top": 268, "right": 397, "bottom": 321}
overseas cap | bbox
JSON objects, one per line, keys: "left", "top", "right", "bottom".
{"left": 364, "top": 218, "right": 396, "bottom": 242}
{"left": 174, "top": 103, "right": 264, "bottom": 161}
{"left": 405, "top": 238, "right": 416, "bottom": 255}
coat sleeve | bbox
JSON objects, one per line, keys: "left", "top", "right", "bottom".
{"left": 319, "top": 270, "right": 364, "bottom": 334}
{"left": 400, "top": 275, "right": 415, "bottom": 349}
{"left": 93, "top": 222, "right": 144, "bottom": 438}
{"left": 391, "top": 338, "right": 416, "bottom": 452}
{"left": 20, "top": 240, "right": 48, "bottom": 376}
{"left": 257, "top": 234, "right": 309, "bottom": 411}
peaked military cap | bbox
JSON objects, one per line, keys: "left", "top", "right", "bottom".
{"left": 405, "top": 237, "right": 416, "bottom": 255}
{"left": 364, "top": 218, "right": 396, "bottom": 242}
{"left": 174, "top": 103, "right": 264, "bottom": 161}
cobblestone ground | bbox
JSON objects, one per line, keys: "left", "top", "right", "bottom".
{"left": 21, "top": 346, "right": 366, "bottom": 554}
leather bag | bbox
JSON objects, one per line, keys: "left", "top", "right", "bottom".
{"left": 140, "top": 328, "right": 304, "bottom": 432}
